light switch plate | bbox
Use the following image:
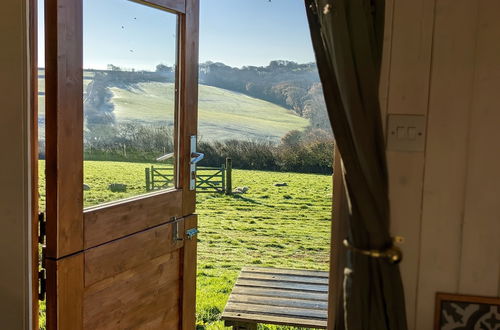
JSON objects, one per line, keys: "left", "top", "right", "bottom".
{"left": 386, "top": 114, "right": 426, "bottom": 152}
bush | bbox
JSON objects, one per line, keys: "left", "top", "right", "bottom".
{"left": 199, "top": 129, "right": 334, "bottom": 174}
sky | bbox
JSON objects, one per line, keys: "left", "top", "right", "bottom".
{"left": 38, "top": 0, "right": 315, "bottom": 70}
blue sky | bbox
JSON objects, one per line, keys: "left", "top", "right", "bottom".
{"left": 38, "top": 0, "right": 315, "bottom": 70}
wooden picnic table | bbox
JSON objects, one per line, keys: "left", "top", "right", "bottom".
{"left": 221, "top": 267, "right": 329, "bottom": 329}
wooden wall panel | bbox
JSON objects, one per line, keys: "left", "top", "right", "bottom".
{"left": 0, "top": 1, "right": 32, "bottom": 327}
{"left": 416, "top": 1, "right": 479, "bottom": 329}
{"left": 458, "top": 0, "right": 500, "bottom": 296}
{"left": 383, "top": 0, "right": 435, "bottom": 328}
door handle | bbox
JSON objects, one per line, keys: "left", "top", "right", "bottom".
{"left": 190, "top": 135, "right": 202, "bottom": 190}
{"left": 190, "top": 152, "right": 205, "bottom": 164}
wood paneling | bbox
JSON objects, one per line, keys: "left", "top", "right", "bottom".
{"left": 84, "top": 251, "right": 181, "bottom": 329}
{"left": 45, "top": 0, "right": 84, "bottom": 258}
{"left": 458, "top": 0, "right": 500, "bottom": 296}
{"left": 84, "top": 189, "right": 183, "bottom": 248}
{"left": 385, "top": 0, "right": 500, "bottom": 328}
{"left": 84, "top": 219, "right": 185, "bottom": 286}
{"left": 383, "top": 0, "right": 435, "bottom": 328}
{"left": 416, "top": 1, "right": 479, "bottom": 328}
{"left": 46, "top": 254, "right": 84, "bottom": 330}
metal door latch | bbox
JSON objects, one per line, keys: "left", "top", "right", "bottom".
{"left": 186, "top": 228, "right": 199, "bottom": 240}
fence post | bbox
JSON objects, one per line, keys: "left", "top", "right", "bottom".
{"left": 145, "top": 167, "right": 151, "bottom": 191}
{"left": 225, "top": 158, "right": 232, "bottom": 195}
{"left": 151, "top": 165, "right": 155, "bottom": 190}
{"left": 221, "top": 163, "right": 226, "bottom": 193}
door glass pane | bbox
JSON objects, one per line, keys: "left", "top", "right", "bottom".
{"left": 83, "top": 0, "right": 178, "bottom": 208}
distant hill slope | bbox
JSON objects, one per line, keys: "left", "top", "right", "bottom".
{"left": 38, "top": 69, "right": 308, "bottom": 141}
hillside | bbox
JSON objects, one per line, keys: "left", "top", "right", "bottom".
{"left": 37, "top": 69, "right": 309, "bottom": 141}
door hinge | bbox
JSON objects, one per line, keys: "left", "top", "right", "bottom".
{"left": 38, "top": 212, "right": 47, "bottom": 301}
{"left": 38, "top": 212, "right": 46, "bottom": 245}
{"left": 38, "top": 269, "right": 46, "bottom": 301}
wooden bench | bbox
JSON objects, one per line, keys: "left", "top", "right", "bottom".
{"left": 221, "top": 267, "right": 329, "bottom": 329}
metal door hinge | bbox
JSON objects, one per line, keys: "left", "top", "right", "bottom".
{"left": 38, "top": 212, "right": 47, "bottom": 301}
{"left": 38, "top": 212, "right": 46, "bottom": 244}
{"left": 38, "top": 269, "right": 46, "bottom": 300}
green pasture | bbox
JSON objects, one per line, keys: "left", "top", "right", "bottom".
{"left": 38, "top": 160, "right": 331, "bottom": 329}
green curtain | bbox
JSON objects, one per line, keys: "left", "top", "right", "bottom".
{"left": 305, "top": 1, "right": 407, "bottom": 329}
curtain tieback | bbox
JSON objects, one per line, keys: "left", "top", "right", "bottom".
{"left": 343, "top": 237, "right": 403, "bottom": 264}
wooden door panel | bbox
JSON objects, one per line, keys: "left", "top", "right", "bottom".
{"left": 83, "top": 252, "right": 181, "bottom": 329}
{"left": 84, "top": 218, "right": 185, "bottom": 287}
{"left": 84, "top": 189, "right": 183, "bottom": 249}
{"left": 46, "top": 254, "right": 85, "bottom": 330}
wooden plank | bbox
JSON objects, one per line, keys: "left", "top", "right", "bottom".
{"left": 458, "top": 0, "right": 500, "bottom": 297}
{"left": 225, "top": 302, "right": 327, "bottom": 320}
{"left": 137, "top": 0, "right": 185, "bottom": 13}
{"left": 84, "top": 219, "right": 185, "bottom": 286}
{"left": 239, "top": 272, "right": 329, "bottom": 285}
{"left": 46, "top": 253, "right": 84, "bottom": 330}
{"left": 243, "top": 267, "right": 328, "bottom": 278}
{"left": 231, "top": 286, "right": 328, "bottom": 301}
{"left": 84, "top": 189, "right": 182, "bottom": 248}
{"left": 416, "top": 1, "right": 480, "bottom": 329}
{"left": 179, "top": 0, "right": 199, "bottom": 215}
{"left": 228, "top": 294, "right": 328, "bottom": 310}
{"left": 222, "top": 311, "right": 327, "bottom": 329}
{"left": 182, "top": 214, "right": 198, "bottom": 329}
{"left": 45, "top": 0, "right": 84, "bottom": 259}
{"left": 385, "top": 0, "right": 435, "bottom": 329}
{"left": 236, "top": 279, "right": 328, "bottom": 293}
{"left": 84, "top": 251, "right": 181, "bottom": 329}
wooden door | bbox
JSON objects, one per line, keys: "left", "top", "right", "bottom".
{"left": 44, "top": 0, "right": 199, "bottom": 328}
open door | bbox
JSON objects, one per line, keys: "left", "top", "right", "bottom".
{"left": 43, "top": 0, "right": 199, "bottom": 328}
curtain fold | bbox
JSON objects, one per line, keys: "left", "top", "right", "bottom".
{"left": 305, "top": 1, "right": 407, "bottom": 329}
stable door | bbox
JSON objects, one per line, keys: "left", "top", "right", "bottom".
{"left": 43, "top": 0, "right": 199, "bottom": 328}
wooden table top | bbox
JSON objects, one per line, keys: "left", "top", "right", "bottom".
{"left": 221, "top": 266, "right": 329, "bottom": 329}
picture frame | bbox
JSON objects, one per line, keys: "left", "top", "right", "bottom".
{"left": 435, "top": 292, "right": 500, "bottom": 330}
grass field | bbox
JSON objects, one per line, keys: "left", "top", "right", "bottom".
{"left": 38, "top": 161, "right": 332, "bottom": 329}
{"left": 37, "top": 69, "right": 309, "bottom": 141}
